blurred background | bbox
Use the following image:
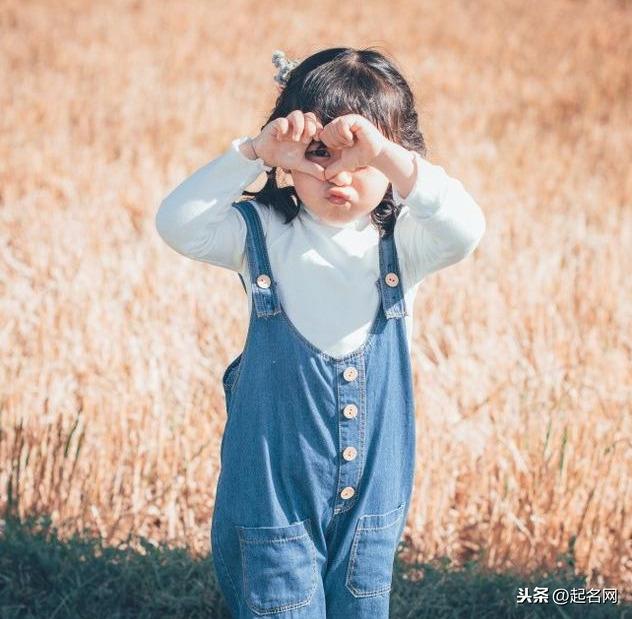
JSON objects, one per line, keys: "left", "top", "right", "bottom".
{"left": 1, "top": 0, "right": 630, "bottom": 603}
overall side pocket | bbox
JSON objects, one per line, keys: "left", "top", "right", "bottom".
{"left": 222, "top": 353, "right": 243, "bottom": 406}
{"left": 237, "top": 518, "right": 318, "bottom": 616}
{"left": 345, "top": 502, "right": 405, "bottom": 598}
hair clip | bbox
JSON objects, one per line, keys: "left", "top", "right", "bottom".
{"left": 272, "top": 50, "right": 299, "bottom": 88}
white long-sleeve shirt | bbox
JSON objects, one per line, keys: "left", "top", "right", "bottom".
{"left": 155, "top": 136, "right": 486, "bottom": 359}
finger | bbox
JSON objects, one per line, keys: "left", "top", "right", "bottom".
{"left": 301, "top": 116, "right": 317, "bottom": 144}
{"left": 330, "top": 135, "right": 349, "bottom": 149}
{"left": 303, "top": 111, "right": 321, "bottom": 125}
{"left": 287, "top": 110, "right": 305, "bottom": 141}
{"left": 273, "top": 117, "right": 290, "bottom": 140}
{"left": 296, "top": 160, "right": 325, "bottom": 181}
{"left": 323, "top": 159, "right": 344, "bottom": 181}
{"left": 335, "top": 118, "right": 354, "bottom": 146}
{"left": 309, "top": 119, "right": 321, "bottom": 142}
{"left": 317, "top": 123, "right": 335, "bottom": 147}
{"left": 313, "top": 120, "right": 324, "bottom": 141}
{"left": 341, "top": 123, "right": 354, "bottom": 145}
{"left": 322, "top": 120, "right": 350, "bottom": 149}
{"left": 325, "top": 157, "right": 355, "bottom": 181}
{"left": 303, "top": 112, "right": 324, "bottom": 140}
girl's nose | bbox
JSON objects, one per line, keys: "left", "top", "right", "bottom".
{"left": 327, "top": 170, "right": 353, "bottom": 186}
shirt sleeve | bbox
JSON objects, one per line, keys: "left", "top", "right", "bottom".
{"left": 155, "top": 136, "right": 273, "bottom": 272}
{"left": 393, "top": 152, "right": 486, "bottom": 289}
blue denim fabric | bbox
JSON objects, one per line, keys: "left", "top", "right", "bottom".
{"left": 210, "top": 201, "right": 416, "bottom": 618}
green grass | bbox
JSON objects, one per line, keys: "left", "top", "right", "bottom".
{"left": 0, "top": 511, "right": 627, "bottom": 618}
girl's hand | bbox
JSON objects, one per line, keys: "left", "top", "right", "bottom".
{"left": 251, "top": 111, "right": 326, "bottom": 180}
{"left": 315, "top": 114, "right": 388, "bottom": 181}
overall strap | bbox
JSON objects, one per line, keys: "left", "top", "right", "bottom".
{"left": 377, "top": 231, "right": 408, "bottom": 319}
{"left": 232, "top": 200, "right": 281, "bottom": 318}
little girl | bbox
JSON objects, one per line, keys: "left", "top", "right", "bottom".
{"left": 156, "top": 47, "right": 485, "bottom": 619}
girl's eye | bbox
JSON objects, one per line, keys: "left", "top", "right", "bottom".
{"left": 307, "top": 148, "right": 329, "bottom": 158}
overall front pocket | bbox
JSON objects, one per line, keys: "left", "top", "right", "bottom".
{"left": 237, "top": 518, "right": 318, "bottom": 615}
{"left": 345, "top": 502, "right": 405, "bottom": 598}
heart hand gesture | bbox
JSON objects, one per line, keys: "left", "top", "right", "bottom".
{"left": 251, "top": 111, "right": 327, "bottom": 180}
{"left": 315, "top": 114, "right": 388, "bottom": 181}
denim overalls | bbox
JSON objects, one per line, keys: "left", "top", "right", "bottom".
{"left": 210, "top": 200, "right": 416, "bottom": 618}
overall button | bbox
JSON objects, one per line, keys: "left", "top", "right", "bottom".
{"left": 256, "top": 274, "right": 271, "bottom": 288}
{"left": 343, "top": 367, "right": 358, "bottom": 382}
{"left": 342, "top": 446, "right": 357, "bottom": 461}
{"left": 385, "top": 272, "right": 399, "bottom": 287}
{"left": 340, "top": 486, "right": 355, "bottom": 500}
{"left": 343, "top": 404, "right": 358, "bottom": 419}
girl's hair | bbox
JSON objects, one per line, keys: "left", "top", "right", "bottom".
{"left": 242, "top": 47, "right": 427, "bottom": 237}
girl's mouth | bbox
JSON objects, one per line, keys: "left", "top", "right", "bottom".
{"left": 326, "top": 189, "right": 353, "bottom": 205}
{"left": 327, "top": 195, "right": 350, "bottom": 205}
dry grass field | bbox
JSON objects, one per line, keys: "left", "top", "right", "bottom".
{"left": 1, "top": 0, "right": 631, "bottom": 603}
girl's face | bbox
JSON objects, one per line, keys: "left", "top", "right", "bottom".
{"left": 290, "top": 140, "right": 390, "bottom": 226}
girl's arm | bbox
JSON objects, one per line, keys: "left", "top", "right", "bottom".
{"left": 155, "top": 137, "right": 272, "bottom": 271}
{"left": 385, "top": 151, "right": 486, "bottom": 288}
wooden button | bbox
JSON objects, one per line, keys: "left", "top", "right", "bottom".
{"left": 256, "top": 274, "right": 271, "bottom": 289}
{"left": 385, "top": 272, "right": 399, "bottom": 287}
{"left": 343, "top": 404, "right": 358, "bottom": 419}
{"left": 340, "top": 486, "right": 355, "bottom": 499}
{"left": 342, "top": 446, "right": 357, "bottom": 461}
{"left": 343, "top": 367, "right": 358, "bottom": 382}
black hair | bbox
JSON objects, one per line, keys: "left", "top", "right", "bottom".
{"left": 242, "top": 47, "right": 427, "bottom": 237}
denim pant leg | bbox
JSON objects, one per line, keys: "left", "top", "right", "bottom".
{"left": 323, "top": 504, "right": 405, "bottom": 618}
{"left": 212, "top": 514, "right": 328, "bottom": 619}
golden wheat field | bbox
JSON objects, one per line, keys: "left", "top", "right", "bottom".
{"left": 1, "top": 0, "right": 631, "bottom": 602}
